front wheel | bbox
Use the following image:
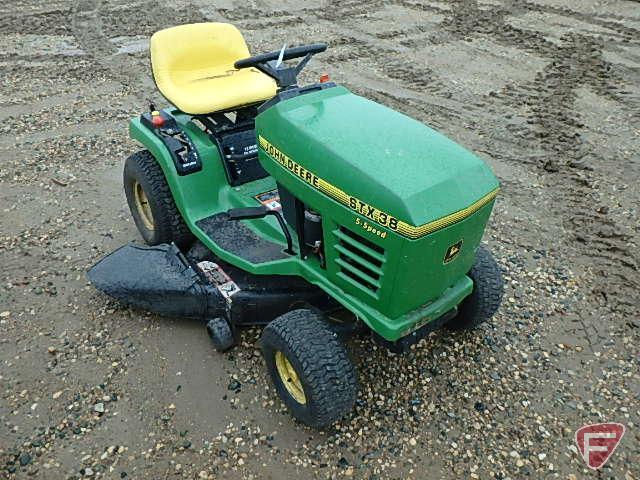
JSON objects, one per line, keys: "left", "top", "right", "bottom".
{"left": 123, "top": 150, "right": 194, "bottom": 249}
{"left": 261, "top": 309, "right": 358, "bottom": 428}
{"left": 206, "top": 317, "right": 235, "bottom": 352}
{"left": 448, "top": 245, "right": 504, "bottom": 330}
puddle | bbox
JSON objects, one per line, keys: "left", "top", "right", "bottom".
{"left": 109, "top": 35, "right": 149, "bottom": 55}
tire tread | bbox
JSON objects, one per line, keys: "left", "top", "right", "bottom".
{"left": 124, "top": 150, "right": 193, "bottom": 248}
{"left": 449, "top": 245, "right": 504, "bottom": 330}
{"left": 261, "top": 310, "right": 357, "bottom": 428}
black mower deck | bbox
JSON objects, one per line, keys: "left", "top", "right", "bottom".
{"left": 88, "top": 241, "right": 335, "bottom": 326}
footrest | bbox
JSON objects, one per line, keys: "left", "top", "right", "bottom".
{"left": 196, "top": 213, "right": 289, "bottom": 264}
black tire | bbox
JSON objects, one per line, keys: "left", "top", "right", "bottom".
{"left": 123, "top": 150, "right": 193, "bottom": 249}
{"left": 206, "top": 317, "right": 235, "bottom": 352}
{"left": 261, "top": 309, "right": 358, "bottom": 428}
{"left": 448, "top": 245, "right": 504, "bottom": 330}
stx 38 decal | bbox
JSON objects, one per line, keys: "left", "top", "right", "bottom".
{"left": 259, "top": 136, "right": 499, "bottom": 239}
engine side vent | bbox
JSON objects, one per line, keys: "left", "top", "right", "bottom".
{"left": 333, "top": 227, "right": 385, "bottom": 296}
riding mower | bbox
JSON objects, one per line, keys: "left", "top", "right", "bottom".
{"left": 88, "top": 23, "right": 504, "bottom": 428}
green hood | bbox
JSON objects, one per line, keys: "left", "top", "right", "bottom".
{"left": 257, "top": 86, "right": 498, "bottom": 227}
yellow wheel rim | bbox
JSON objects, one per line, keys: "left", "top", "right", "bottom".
{"left": 133, "top": 181, "right": 154, "bottom": 230}
{"left": 275, "top": 351, "right": 306, "bottom": 404}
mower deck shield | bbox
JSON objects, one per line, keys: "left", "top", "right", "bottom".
{"left": 87, "top": 243, "right": 224, "bottom": 319}
{"left": 88, "top": 242, "right": 335, "bottom": 324}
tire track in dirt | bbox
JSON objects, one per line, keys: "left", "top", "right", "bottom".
{"left": 71, "top": 0, "right": 152, "bottom": 102}
{"left": 99, "top": 0, "right": 207, "bottom": 38}
{"left": 437, "top": 1, "right": 640, "bottom": 322}
{"left": 71, "top": 1, "right": 207, "bottom": 105}
{"left": 0, "top": 7, "right": 72, "bottom": 35}
{"left": 216, "top": 1, "right": 456, "bottom": 114}
{"left": 441, "top": 0, "right": 559, "bottom": 56}
{"left": 524, "top": 0, "right": 640, "bottom": 42}
{"left": 501, "top": 35, "right": 637, "bottom": 319}
{"left": 308, "top": 4, "right": 464, "bottom": 120}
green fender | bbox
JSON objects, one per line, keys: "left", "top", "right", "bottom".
{"left": 128, "top": 114, "right": 296, "bottom": 275}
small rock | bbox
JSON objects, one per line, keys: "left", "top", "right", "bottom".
{"left": 94, "top": 403, "right": 105, "bottom": 413}
{"left": 19, "top": 452, "right": 32, "bottom": 466}
{"left": 538, "top": 453, "right": 546, "bottom": 461}
{"left": 52, "top": 391, "right": 63, "bottom": 399}
{"left": 0, "top": 311, "right": 10, "bottom": 318}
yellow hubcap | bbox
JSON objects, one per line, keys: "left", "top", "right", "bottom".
{"left": 133, "top": 181, "right": 154, "bottom": 230}
{"left": 275, "top": 351, "right": 306, "bottom": 404}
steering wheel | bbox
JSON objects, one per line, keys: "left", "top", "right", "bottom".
{"left": 234, "top": 43, "right": 326, "bottom": 69}
{"left": 234, "top": 43, "right": 327, "bottom": 88}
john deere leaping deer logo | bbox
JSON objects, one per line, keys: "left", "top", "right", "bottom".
{"left": 444, "top": 240, "right": 463, "bottom": 263}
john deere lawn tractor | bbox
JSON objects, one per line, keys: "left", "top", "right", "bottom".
{"left": 88, "top": 23, "right": 504, "bottom": 427}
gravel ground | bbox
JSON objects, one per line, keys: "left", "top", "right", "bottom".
{"left": 1, "top": 0, "right": 639, "bottom": 479}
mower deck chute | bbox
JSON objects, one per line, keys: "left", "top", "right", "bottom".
{"left": 88, "top": 243, "right": 225, "bottom": 319}
{"left": 88, "top": 242, "right": 335, "bottom": 325}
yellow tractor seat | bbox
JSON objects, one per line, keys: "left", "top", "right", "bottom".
{"left": 150, "top": 23, "right": 277, "bottom": 115}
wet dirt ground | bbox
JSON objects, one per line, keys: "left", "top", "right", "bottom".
{"left": 1, "top": 0, "right": 639, "bottom": 478}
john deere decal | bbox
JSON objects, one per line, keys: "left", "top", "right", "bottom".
{"left": 259, "top": 136, "right": 498, "bottom": 240}
{"left": 443, "top": 240, "right": 463, "bottom": 263}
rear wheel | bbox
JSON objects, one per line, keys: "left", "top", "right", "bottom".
{"left": 123, "top": 150, "right": 193, "bottom": 249}
{"left": 261, "top": 309, "right": 358, "bottom": 428}
{"left": 448, "top": 245, "right": 503, "bottom": 330}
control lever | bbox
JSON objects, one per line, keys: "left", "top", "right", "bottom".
{"left": 226, "top": 206, "right": 294, "bottom": 255}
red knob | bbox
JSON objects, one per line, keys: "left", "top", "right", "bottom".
{"left": 151, "top": 114, "right": 165, "bottom": 128}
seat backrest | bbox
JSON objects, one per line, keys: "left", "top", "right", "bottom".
{"left": 150, "top": 23, "right": 250, "bottom": 85}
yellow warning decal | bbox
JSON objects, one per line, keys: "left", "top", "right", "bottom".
{"left": 258, "top": 136, "right": 499, "bottom": 239}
